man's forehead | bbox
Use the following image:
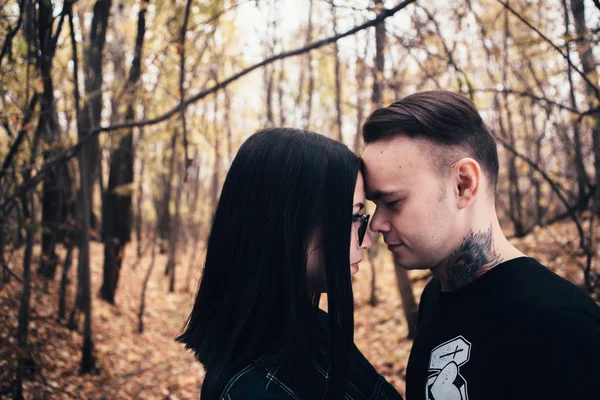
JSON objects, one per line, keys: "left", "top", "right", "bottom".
{"left": 362, "top": 138, "right": 422, "bottom": 196}
{"left": 363, "top": 142, "right": 418, "bottom": 177}
{"left": 363, "top": 136, "right": 396, "bottom": 158}
{"left": 363, "top": 135, "right": 423, "bottom": 165}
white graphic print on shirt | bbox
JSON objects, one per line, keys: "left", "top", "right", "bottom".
{"left": 426, "top": 336, "right": 471, "bottom": 400}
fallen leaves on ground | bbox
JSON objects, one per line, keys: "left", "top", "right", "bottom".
{"left": 1, "top": 218, "right": 598, "bottom": 399}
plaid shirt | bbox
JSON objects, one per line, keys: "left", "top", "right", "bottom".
{"left": 218, "top": 312, "right": 404, "bottom": 400}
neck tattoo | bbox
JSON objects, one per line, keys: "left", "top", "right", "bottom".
{"left": 439, "top": 224, "right": 503, "bottom": 292}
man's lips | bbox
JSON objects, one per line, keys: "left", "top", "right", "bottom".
{"left": 387, "top": 242, "right": 404, "bottom": 250}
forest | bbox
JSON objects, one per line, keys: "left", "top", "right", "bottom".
{"left": 1, "top": 0, "right": 599, "bottom": 398}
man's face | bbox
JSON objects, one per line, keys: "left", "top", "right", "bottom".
{"left": 362, "top": 135, "right": 464, "bottom": 270}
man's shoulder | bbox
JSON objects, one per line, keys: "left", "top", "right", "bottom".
{"left": 480, "top": 257, "right": 600, "bottom": 336}
{"left": 505, "top": 257, "right": 598, "bottom": 310}
{"left": 418, "top": 257, "right": 600, "bottom": 322}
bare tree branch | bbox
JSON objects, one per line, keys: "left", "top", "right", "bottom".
{"left": 330, "top": 2, "right": 373, "bottom": 12}
{"left": 50, "top": 3, "right": 70, "bottom": 54}
{"left": 495, "top": 134, "right": 588, "bottom": 251}
{"left": 0, "top": 0, "right": 25, "bottom": 68}
{"left": 187, "top": 0, "right": 255, "bottom": 32}
{"left": 419, "top": 6, "right": 474, "bottom": 98}
{"left": 565, "top": 26, "right": 600, "bottom": 44}
{"left": 100, "top": 0, "right": 415, "bottom": 134}
{"left": 497, "top": 0, "right": 600, "bottom": 102}
{"left": 0, "top": 94, "right": 39, "bottom": 183}
{"left": 180, "top": 0, "right": 193, "bottom": 171}
{"left": 0, "top": 0, "right": 417, "bottom": 214}
{"left": 1, "top": 262, "right": 24, "bottom": 284}
{"left": 472, "top": 88, "right": 597, "bottom": 115}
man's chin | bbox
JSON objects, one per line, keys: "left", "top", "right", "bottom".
{"left": 393, "top": 255, "right": 431, "bottom": 271}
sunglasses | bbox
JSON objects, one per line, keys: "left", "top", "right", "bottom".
{"left": 352, "top": 213, "right": 370, "bottom": 246}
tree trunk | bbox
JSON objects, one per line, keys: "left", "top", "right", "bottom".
{"left": 138, "top": 234, "right": 157, "bottom": 333}
{"left": 15, "top": 196, "right": 25, "bottom": 249}
{"left": 360, "top": 1, "right": 389, "bottom": 308}
{"left": 264, "top": 62, "right": 275, "bottom": 126}
{"left": 529, "top": 107, "right": 546, "bottom": 226}
{"left": 506, "top": 132, "right": 525, "bottom": 235}
{"left": 179, "top": 0, "right": 193, "bottom": 171}
{"left": 264, "top": 7, "right": 275, "bottom": 128}
{"left": 0, "top": 211, "right": 11, "bottom": 285}
{"left": 393, "top": 259, "right": 419, "bottom": 339}
{"left": 372, "top": 0, "right": 386, "bottom": 110}
{"left": 37, "top": 0, "right": 70, "bottom": 281}
{"left": 210, "top": 91, "right": 221, "bottom": 211}
{"left": 164, "top": 133, "right": 178, "bottom": 278}
{"left": 101, "top": 1, "right": 148, "bottom": 303}
{"left": 502, "top": 11, "right": 526, "bottom": 237}
{"left": 184, "top": 152, "right": 203, "bottom": 292}
{"left": 496, "top": 98, "right": 525, "bottom": 236}
{"left": 354, "top": 38, "right": 368, "bottom": 154}
{"left": 58, "top": 236, "right": 75, "bottom": 320}
{"left": 101, "top": 116, "right": 134, "bottom": 303}
{"left": 69, "top": 8, "right": 96, "bottom": 373}
{"left": 14, "top": 197, "right": 35, "bottom": 400}
{"left": 304, "top": 0, "right": 314, "bottom": 130}
{"left": 562, "top": 0, "right": 590, "bottom": 203}
{"left": 570, "top": 0, "right": 600, "bottom": 214}
{"left": 294, "top": 3, "right": 308, "bottom": 124}
{"left": 169, "top": 161, "right": 183, "bottom": 293}
{"left": 277, "top": 60, "right": 286, "bottom": 126}
{"left": 135, "top": 106, "right": 146, "bottom": 260}
{"left": 157, "top": 148, "right": 173, "bottom": 253}
{"left": 13, "top": 3, "right": 44, "bottom": 392}
{"left": 331, "top": 1, "right": 343, "bottom": 143}
{"left": 80, "top": 0, "right": 112, "bottom": 240}
{"left": 78, "top": 141, "right": 95, "bottom": 373}
{"left": 78, "top": 144, "right": 95, "bottom": 374}
{"left": 223, "top": 88, "right": 234, "bottom": 165}
{"left": 473, "top": 3, "right": 527, "bottom": 235}
{"left": 163, "top": 133, "right": 178, "bottom": 276}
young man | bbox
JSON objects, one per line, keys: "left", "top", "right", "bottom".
{"left": 361, "top": 90, "right": 600, "bottom": 400}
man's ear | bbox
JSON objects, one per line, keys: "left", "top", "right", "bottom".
{"left": 453, "top": 158, "right": 481, "bottom": 210}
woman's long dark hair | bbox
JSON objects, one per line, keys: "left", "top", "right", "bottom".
{"left": 176, "top": 128, "right": 359, "bottom": 399}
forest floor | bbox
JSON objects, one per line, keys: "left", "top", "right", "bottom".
{"left": 1, "top": 218, "right": 599, "bottom": 399}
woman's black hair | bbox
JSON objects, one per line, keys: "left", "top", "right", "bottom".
{"left": 176, "top": 128, "right": 359, "bottom": 399}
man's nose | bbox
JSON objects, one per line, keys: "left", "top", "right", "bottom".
{"left": 370, "top": 208, "right": 391, "bottom": 233}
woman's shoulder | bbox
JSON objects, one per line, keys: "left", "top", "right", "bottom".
{"left": 219, "top": 352, "right": 403, "bottom": 400}
{"left": 218, "top": 358, "right": 302, "bottom": 400}
{"left": 316, "top": 310, "right": 404, "bottom": 400}
{"left": 345, "top": 344, "right": 404, "bottom": 400}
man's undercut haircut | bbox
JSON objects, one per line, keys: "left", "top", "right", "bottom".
{"left": 362, "top": 90, "right": 499, "bottom": 191}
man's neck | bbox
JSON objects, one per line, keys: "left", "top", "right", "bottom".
{"left": 432, "top": 223, "right": 511, "bottom": 292}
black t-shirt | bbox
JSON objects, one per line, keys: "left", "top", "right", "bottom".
{"left": 405, "top": 257, "right": 600, "bottom": 400}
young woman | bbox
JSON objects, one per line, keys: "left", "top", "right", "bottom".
{"left": 177, "top": 128, "right": 403, "bottom": 400}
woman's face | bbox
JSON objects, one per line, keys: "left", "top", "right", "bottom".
{"left": 350, "top": 172, "right": 372, "bottom": 273}
{"left": 306, "top": 172, "right": 373, "bottom": 293}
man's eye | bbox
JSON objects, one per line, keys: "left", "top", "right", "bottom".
{"left": 386, "top": 199, "right": 400, "bottom": 207}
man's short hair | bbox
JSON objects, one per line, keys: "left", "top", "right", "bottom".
{"left": 362, "top": 90, "right": 499, "bottom": 191}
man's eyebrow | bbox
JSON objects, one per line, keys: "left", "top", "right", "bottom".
{"left": 366, "top": 190, "right": 405, "bottom": 201}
